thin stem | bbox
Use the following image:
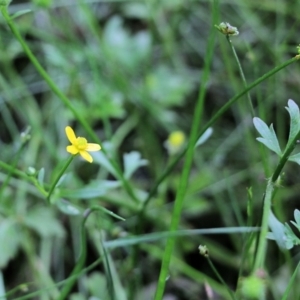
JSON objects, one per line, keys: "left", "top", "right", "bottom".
{"left": 253, "top": 181, "right": 273, "bottom": 270}
{"left": 47, "top": 156, "right": 73, "bottom": 204}
{"left": 226, "top": 35, "right": 255, "bottom": 116}
{"left": 207, "top": 257, "right": 238, "bottom": 300}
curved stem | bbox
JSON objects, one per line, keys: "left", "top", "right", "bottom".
{"left": 226, "top": 35, "right": 255, "bottom": 116}
{"left": 207, "top": 257, "right": 238, "bottom": 300}
{"left": 47, "top": 156, "right": 73, "bottom": 204}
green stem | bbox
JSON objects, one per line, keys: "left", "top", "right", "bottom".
{"left": 0, "top": 160, "right": 29, "bottom": 181}
{"left": 0, "top": 160, "right": 48, "bottom": 197}
{"left": 226, "top": 35, "right": 255, "bottom": 116}
{"left": 0, "top": 6, "right": 139, "bottom": 204}
{"left": 207, "top": 257, "right": 238, "bottom": 300}
{"left": 47, "top": 156, "right": 73, "bottom": 204}
{"left": 154, "top": 0, "right": 219, "bottom": 298}
{"left": 253, "top": 181, "right": 273, "bottom": 270}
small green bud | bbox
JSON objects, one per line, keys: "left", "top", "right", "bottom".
{"left": 198, "top": 245, "right": 209, "bottom": 257}
{"left": 215, "top": 22, "right": 239, "bottom": 36}
{"left": 239, "top": 270, "right": 266, "bottom": 300}
{"left": 27, "top": 167, "right": 37, "bottom": 176}
{"left": 20, "top": 126, "right": 31, "bottom": 144}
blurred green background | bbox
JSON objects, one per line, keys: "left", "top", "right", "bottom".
{"left": 0, "top": 0, "right": 300, "bottom": 299}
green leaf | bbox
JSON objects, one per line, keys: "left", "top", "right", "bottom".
{"left": 37, "top": 168, "right": 45, "bottom": 187}
{"left": 290, "top": 209, "right": 300, "bottom": 231}
{"left": 281, "top": 261, "right": 300, "bottom": 300}
{"left": 284, "top": 224, "right": 300, "bottom": 249}
{"left": 195, "top": 127, "right": 213, "bottom": 147}
{"left": 285, "top": 99, "right": 300, "bottom": 148}
{"left": 288, "top": 152, "right": 300, "bottom": 165}
{"left": 268, "top": 210, "right": 291, "bottom": 249}
{"left": 294, "top": 209, "right": 300, "bottom": 226}
{"left": 55, "top": 199, "right": 81, "bottom": 216}
{"left": 123, "top": 151, "right": 148, "bottom": 179}
{"left": 24, "top": 206, "right": 65, "bottom": 237}
{"left": 11, "top": 9, "right": 31, "bottom": 20}
{"left": 0, "top": 220, "right": 21, "bottom": 268}
{"left": 59, "top": 180, "right": 121, "bottom": 199}
{"left": 93, "top": 142, "right": 118, "bottom": 177}
{"left": 253, "top": 117, "right": 282, "bottom": 155}
{"left": 93, "top": 206, "right": 125, "bottom": 221}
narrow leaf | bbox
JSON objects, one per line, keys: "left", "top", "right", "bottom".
{"left": 93, "top": 151, "right": 118, "bottom": 178}
{"left": 37, "top": 168, "right": 45, "bottom": 187}
{"left": 11, "top": 9, "right": 31, "bottom": 20}
{"left": 288, "top": 153, "right": 300, "bottom": 165}
{"left": 195, "top": 127, "right": 213, "bottom": 147}
{"left": 123, "top": 151, "right": 148, "bottom": 179}
{"left": 95, "top": 206, "right": 125, "bottom": 221}
{"left": 285, "top": 99, "right": 300, "bottom": 148}
{"left": 56, "top": 199, "right": 81, "bottom": 216}
{"left": 253, "top": 117, "right": 282, "bottom": 155}
{"left": 268, "top": 210, "right": 291, "bottom": 249}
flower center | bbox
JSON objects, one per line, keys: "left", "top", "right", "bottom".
{"left": 76, "top": 137, "right": 88, "bottom": 150}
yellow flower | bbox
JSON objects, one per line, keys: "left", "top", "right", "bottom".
{"left": 65, "top": 126, "right": 101, "bottom": 163}
{"left": 164, "top": 130, "right": 186, "bottom": 155}
{"left": 168, "top": 131, "right": 185, "bottom": 147}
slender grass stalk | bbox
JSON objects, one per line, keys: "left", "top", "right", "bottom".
{"left": 46, "top": 156, "right": 73, "bottom": 204}
{"left": 281, "top": 261, "right": 300, "bottom": 300}
{"left": 154, "top": 1, "right": 219, "bottom": 298}
{"left": 226, "top": 35, "right": 255, "bottom": 116}
{"left": 0, "top": 6, "right": 139, "bottom": 203}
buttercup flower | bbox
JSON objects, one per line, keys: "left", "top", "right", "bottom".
{"left": 65, "top": 126, "right": 101, "bottom": 163}
{"left": 164, "top": 130, "right": 186, "bottom": 155}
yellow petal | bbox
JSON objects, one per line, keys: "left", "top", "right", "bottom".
{"left": 65, "top": 126, "right": 77, "bottom": 144}
{"left": 86, "top": 143, "right": 101, "bottom": 151}
{"left": 79, "top": 150, "right": 93, "bottom": 163}
{"left": 66, "top": 145, "right": 79, "bottom": 155}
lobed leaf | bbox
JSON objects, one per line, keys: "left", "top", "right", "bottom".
{"left": 253, "top": 117, "right": 282, "bottom": 155}
{"left": 285, "top": 99, "right": 300, "bottom": 148}
{"left": 123, "top": 151, "right": 148, "bottom": 179}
